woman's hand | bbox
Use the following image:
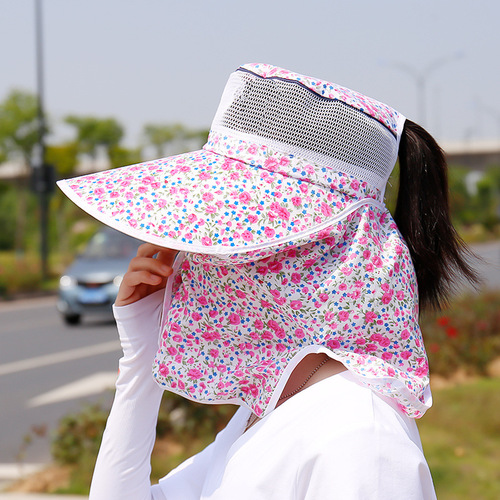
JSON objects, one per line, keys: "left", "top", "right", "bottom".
{"left": 115, "top": 243, "right": 177, "bottom": 307}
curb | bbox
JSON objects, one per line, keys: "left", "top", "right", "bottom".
{"left": 0, "top": 295, "right": 57, "bottom": 313}
{"left": 0, "top": 495, "right": 86, "bottom": 499}
{"left": 0, "top": 290, "right": 57, "bottom": 303}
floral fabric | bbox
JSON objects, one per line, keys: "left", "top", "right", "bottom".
{"left": 57, "top": 132, "right": 384, "bottom": 260}
{"left": 153, "top": 203, "right": 431, "bottom": 419}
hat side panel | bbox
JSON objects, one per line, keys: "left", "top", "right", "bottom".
{"left": 153, "top": 204, "right": 429, "bottom": 418}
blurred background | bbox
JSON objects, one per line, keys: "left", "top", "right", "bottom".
{"left": 0, "top": 0, "right": 499, "bottom": 498}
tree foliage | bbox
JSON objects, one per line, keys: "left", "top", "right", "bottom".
{"left": 0, "top": 90, "right": 43, "bottom": 254}
{"left": 143, "top": 123, "right": 186, "bottom": 157}
{"left": 65, "top": 115, "right": 124, "bottom": 158}
{"left": 143, "top": 123, "right": 208, "bottom": 157}
{"left": 108, "top": 145, "right": 142, "bottom": 168}
{"left": 0, "top": 89, "right": 41, "bottom": 164}
{"left": 449, "top": 165, "right": 500, "bottom": 229}
{"left": 46, "top": 142, "right": 79, "bottom": 177}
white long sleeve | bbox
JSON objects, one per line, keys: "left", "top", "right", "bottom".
{"left": 89, "top": 289, "right": 167, "bottom": 500}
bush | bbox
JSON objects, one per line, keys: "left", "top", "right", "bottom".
{"left": 0, "top": 182, "right": 17, "bottom": 250}
{"left": 51, "top": 404, "right": 108, "bottom": 465}
{"left": 51, "top": 395, "right": 235, "bottom": 467}
{"left": 49, "top": 392, "right": 235, "bottom": 493}
{"left": 421, "top": 291, "right": 500, "bottom": 377}
{"left": 0, "top": 252, "right": 43, "bottom": 298}
{"left": 156, "top": 392, "right": 235, "bottom": 440}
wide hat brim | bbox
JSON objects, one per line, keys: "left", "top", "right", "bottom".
{"left": 57, "top": 145, "right": 384, "bottom": 258}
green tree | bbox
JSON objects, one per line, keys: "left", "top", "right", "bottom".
{"left": 46, "top": 142, "right": 79, "bottom": 177}
{"left": 108, "top": 145, "right": 142, "bottom": 168}
{"left": 476, "top": 168, "right": 500, "bottom": 229}
{"left": 0, "top": 89, "right": 42, "bottom": 252}
{"left": 448, "top": 165, "right": 500, "bottom": 231}
{"left": 0, "top": 181, "right": 17, "bottom": 250}
{"left": 0, "top": 89, "right": 40, "bottom": 164}
{"left": 65, "top": 115, "right": 124, "bottom": 159}
{"left": 143, "top": 123, "right": 187, "bottom": 157}
{"left": 143, "top": 123, "right": 208, "bottom": 158}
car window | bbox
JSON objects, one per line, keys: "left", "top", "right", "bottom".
{"left": 82, "top": 230, "right": 141, "bottom": 259}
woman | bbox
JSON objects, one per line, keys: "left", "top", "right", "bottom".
{"left": 58, "top": 63, "right": 478, "bottom": 499}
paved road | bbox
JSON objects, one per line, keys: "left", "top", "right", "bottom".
{"left": 0, "top": 297, "right": 121, "bottom": 487}
{"left": 469, "top": 240, "right": 500, "bottom": 291}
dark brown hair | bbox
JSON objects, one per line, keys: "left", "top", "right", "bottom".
{"left": 395, "top": 119, "right": 480, "bottom": 311}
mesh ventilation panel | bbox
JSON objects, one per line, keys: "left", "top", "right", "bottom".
{"left": 212, "top": 70, "right": 399, "bottom": 190}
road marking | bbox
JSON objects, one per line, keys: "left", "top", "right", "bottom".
{"left": 0, "top": 340, "right": 120, "bottom": 377}
{"left": 27, "top": 372, "right": 118, "bottom": 407}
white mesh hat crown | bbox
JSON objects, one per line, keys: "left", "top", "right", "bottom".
{"left": 212, "top": 65, "right": 404, "bottom": 193}
{"left": 57, "top": 63, "right": 406, "bottom": 257}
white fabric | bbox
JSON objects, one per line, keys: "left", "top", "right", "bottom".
{"left": 89, "top": 290, "right": 165, "bottom": 500}
{"left": 212, "top": 67, "right": 400, "bottom": 193}
{"left": 89, "top": 290, "right": 436, "bottom": 500}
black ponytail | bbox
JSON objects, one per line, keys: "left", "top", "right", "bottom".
{"left": 395, "top": 119, "right": 480, "bottom": 311}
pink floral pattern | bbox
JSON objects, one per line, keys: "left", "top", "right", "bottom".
{"left": 153, "top": 204, "right": 431, "bottom": 419}
{"left": 240, "top": 63, "right": 402, "bottom": 135}
{"left": 57, "top": 132, "right": 382, "bottom": 259}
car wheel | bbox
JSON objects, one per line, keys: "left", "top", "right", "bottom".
{"left": 64, "top": 314, "right": 81, "bottom": 325}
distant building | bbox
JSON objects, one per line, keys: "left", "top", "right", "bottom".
{"left": 441, "top": 140, "right": 500, "bottom": 171}
{"left": 0, "top": 152, "right": 110, "bottom": 182}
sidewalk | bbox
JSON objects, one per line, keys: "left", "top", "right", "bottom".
{"left": 0, "top": 495, "right": 85, "bottom": 499}
{"left": 0, "top": 464, "right": 86, "bottom": 499}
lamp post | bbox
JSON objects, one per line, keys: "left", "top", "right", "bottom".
{"left": 388, "top": 52, "right": 463, "bottom": 127}
{"left": 33, "top": 0, "right": 53, "bottom": 281}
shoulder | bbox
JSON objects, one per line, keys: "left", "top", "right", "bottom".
{"left": 264, "top": 372, "right": 424, "bottom": 464}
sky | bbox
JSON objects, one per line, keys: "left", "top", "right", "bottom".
{"left": 1, "top": 0, "right": 500, "bottom": 149}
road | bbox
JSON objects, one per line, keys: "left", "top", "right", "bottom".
{"left": 0, "top": 298, "right": 122, "bottom": 484}
{"left": 469, "top": 240, "right": 500, "bottom": 292}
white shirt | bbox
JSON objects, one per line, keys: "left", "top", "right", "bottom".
{"left": 89, "top": 290, "right": 436, "bottom": 500}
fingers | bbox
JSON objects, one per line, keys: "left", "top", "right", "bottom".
{"left": 130, "top": 244, "right": 177, "bottom": 275}
{"left": 115, "top": 243, "right": 178, "bottom": 307}
{"left": 136, "top": 243, "right": 177, "bottom": 260}
{"left": 121, "top": 268, "right": 166, "bottom": 289}
{"left": 156, "top": 248, "right": 177, "bottom": 268}
{"left": 128, "top": 256, "right": 172, "bottom": 278}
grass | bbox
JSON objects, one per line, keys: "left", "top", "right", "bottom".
{"left": 419, "top": 378, "right": 500, "bottom": 500}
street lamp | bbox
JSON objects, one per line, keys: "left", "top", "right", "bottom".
{"left": 387, "top": 52, "right": 463, "bottom": 127}
{"left": 33, "top": 0, "right": 54, "bottom": 281}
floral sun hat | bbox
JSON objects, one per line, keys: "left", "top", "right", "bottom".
{"left": 58, "top": 63, "right": 432, "bottom": 418}
{"left": 57, "top": 63, "right": 405, "bottom": 260}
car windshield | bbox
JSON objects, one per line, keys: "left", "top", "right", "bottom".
{"left": 82, "top": 229, "right": 141, "bottom": 260}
